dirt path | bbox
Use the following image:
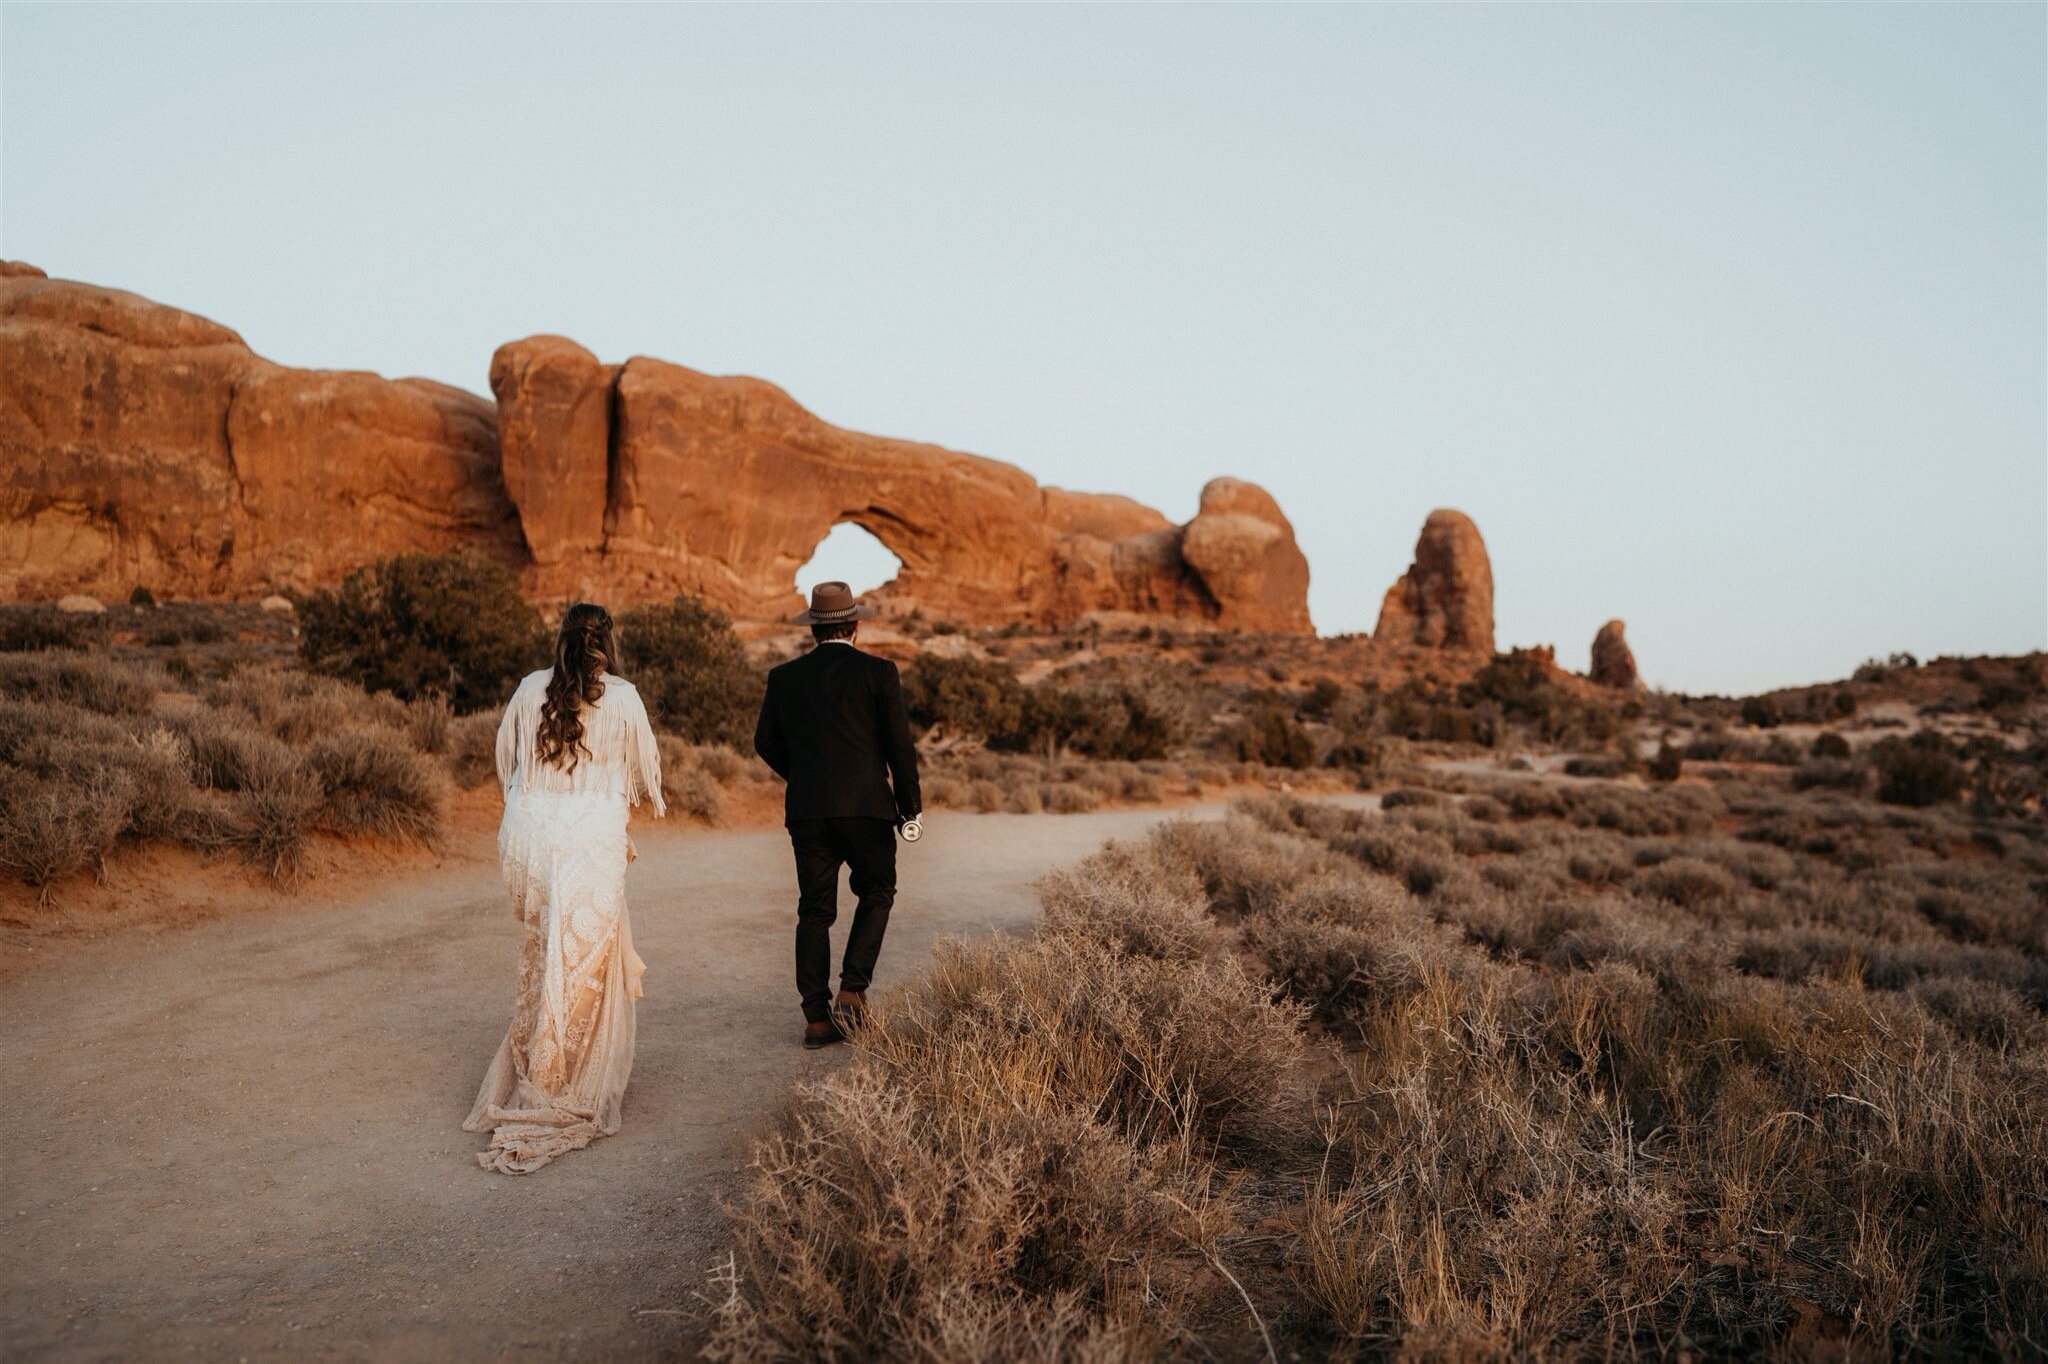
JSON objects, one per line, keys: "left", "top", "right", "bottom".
{"left": 4, "top": 799, "right": 1327, "bottom": 1362}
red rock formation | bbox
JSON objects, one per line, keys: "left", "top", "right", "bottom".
{"left": 0, "top": 269, "right": 523, "bottom": 600}
{"left": 1590, "top": 618, "right": 1639, "bottom": 689}
{"left": 1, "top": 266, "right": 1312, "bottom": 631}
{"left": 1179, "top": 478, "right": 1314, "bottom": 633}
{"left": 1374, "top": 509, "right": 1495, "bottom": 652}
{"left": 489, "top": 336, "right": 614, "bottom": 566}
{"left": 496, "top": 344, "right": 1314, "bottom": 630}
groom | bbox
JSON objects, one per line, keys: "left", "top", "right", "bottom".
{"left": 753, "top": 582, "right": 922, "bottom": 1049}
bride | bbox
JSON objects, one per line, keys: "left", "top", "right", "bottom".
{"left": 464, "top": 602, "right": 666, "bottom": 1174}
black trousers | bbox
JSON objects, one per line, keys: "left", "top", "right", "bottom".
{"left": 789, "top": 817, "right": 897, "bottom": 1022}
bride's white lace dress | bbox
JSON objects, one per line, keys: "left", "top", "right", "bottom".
{"left": 464, "top": 669, "right": 665, "bottom": 1174}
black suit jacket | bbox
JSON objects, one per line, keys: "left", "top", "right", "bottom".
{"left": 753, "top": 642, "right": 921, "bottom": 826}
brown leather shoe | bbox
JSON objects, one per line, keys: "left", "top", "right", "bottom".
{"left": 832, "top": 990, "right": 870, "bottom": 1031}
{"left": 802, "top": 1018, "right": 845, "bottom": 1050}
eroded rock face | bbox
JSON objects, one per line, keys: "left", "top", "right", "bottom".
{"left": 1, "top": 265, "right": 1313, "bottom": 631}
{"left": 489, "top": 336, "right": 614, "bottom": 566}
{"left": 1590, "top": 618, "right": 1639, "bottom": 689}
{"left": 0, "top": 267, "right": 523, "bottom": 600}
{"left": 515, "top": 351, "right": 1313, "bottom": 630}
{"left": 1178, "top": 478, "right": 1314, "bottom": 633}
{"left": 1374, "top": 509, "right": 1495, "bottom": 652}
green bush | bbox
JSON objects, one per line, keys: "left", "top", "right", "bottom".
{"left": 143, "top": 614, "right": 225, "bottom": 647}
{"left": 1301, "top": 679, "right": 1344, "bottom": 720}
{"left": 1810, "top": 731, "right": 1852, "bottom": 759}
{"left": 296, "top": 553, "right": 545, "bottom": 714}
{"left": 617, "top": 595, "right": 760, "bottom": 747}
{"left": 998, "top": 679, "right": 1188, "bottom": 761}
{"left": 902, "top": 655, "right": 1024, "bottom": 738}
{"left": 1739, "top": 695, "right": 1782, "bottom": 729}
{"left": 1649, "top": 743, "right": 1683, "bottom": 782}
{"left": 1873, "top": 732, "right": 1965, "bottom": 808}
{"left": 1225, "top": 704, "right": 1315, "bottom": 769}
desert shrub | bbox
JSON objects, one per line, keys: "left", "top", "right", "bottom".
{"left": 919, "top": 772, "right": 972, "bottom": 809}
{"left": 0, "top": 767, "right": 133, "bottom": 898}
{"left": 1871, "top": 731, "right": 1967, "bottom": 808}
{"left": 210, "top": 667, "right": 406, "bottom": 744}
{"left": 127, "top": 585, "right": 155, "bottom": 607}
{"left": 143, "top": 614, "right": 225, "bottom": 647}
{"left": 304, "top": 731, "right": 446, "bottom": 844}
{"left": 707, "top": 907, "right": 1310, "bottom": 1360}
{"left": 171, "top": 710, "right": 298, "bottom": 792}
{"left": 711, "top": 771, "right": 2048, "bottom": 1358}
{"left": 1739, "top": 694, "right": 1782, "bottom": 728}
{"left": 1301, "top": 678, "right": 1343, "bottom": 719}
{"left": 1793, "top": 757, "right": 1866, "bottom": 793}
{"left": 1043, "top": 781, "right": 1103, "bottom": 814}
{"left": 617, "top": 595, "right": 760, "bottom": 747}
{"left": 707, "top": 1065, "right": 1212, "bottom": 1361}
{"left": 655, "top": 735, "right": 727, "bottom": 824}
{"left": 1640, "top": 856, "right": 1737, "bottom": 907}
{"left": 901, "top": 654, "right": 1024, "bottom": 739}
{"left": 404, "top": 694, "right": 452, "bottom": 754}
{"left": 1036, "top": 840, "right": 1220, "bottom": 962}
{"left": 0, "top": 605, "right": 103, "bottom": 652}
{"left": 1223, "top": 704, "right": 1314, "bottom": 769}
{"left": 1563, "top": 753, "right": 1632, "bottom": 778}
{"left": 444, "top": 712, "right": 501, "bottom": 789}
{"left": 0, "top": 651, "right": 158, "bottom": 715}
{"left": 998, "top": 675, "right": 1189, "bottom": 761}
{"left": 113, "top": 725, "right": 218, "bottom": 846}
{"left": 296, "top": 552, "right": 545, "bottom": 714}
{"left": 234, "top": 759, "right": 322, "bottom": 882}
{"left": 1810, "top": 730, "right": 1852, "bottom": 759}
{"left": 1648, "top": 742, "right": 1682, "bottom": 782}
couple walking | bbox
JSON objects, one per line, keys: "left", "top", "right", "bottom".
{"left": 462, "top": 582, "right": 920, "bottom": 1174}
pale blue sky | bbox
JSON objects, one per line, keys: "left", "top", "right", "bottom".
{"left": 4, "top": 3, "right": 2041, "bottom": 694}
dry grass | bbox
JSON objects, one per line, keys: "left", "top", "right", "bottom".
{"left": 0, "top": 653, "right": 452, "bottom": 892}
{"left": 0, "top": 627, "right": 789, "bottom": 895}
{"left": 920, "top": 750, "right": 1284, "bottom": 817}
{"left": 706, "top": 908, "right": 1311, "bottom": 1360}
{"left": 708, "top": 774, "right": 2048, "bottom": 1359}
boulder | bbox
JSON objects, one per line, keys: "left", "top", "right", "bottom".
{"left": 1375, "top": 509, "right": 1494, "bottom": 652}
{"left": 259, "top": 594, "right": 295, "bottom": 615}
{"left": 56, "top": 593, "right": 104, "bottom": 614}
{"left": 1590, "top": 618, "right": 1639, "bottom": 689}
{"left": 1178, "top": 478, "right": 1313, "bottom": 633}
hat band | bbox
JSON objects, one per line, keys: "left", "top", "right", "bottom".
{"left": 810, "top": 604, "right": 859, "bottom": 620}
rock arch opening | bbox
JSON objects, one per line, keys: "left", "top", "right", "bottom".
{"left": 796, "top": 521, "right": 903, "bottom": 601}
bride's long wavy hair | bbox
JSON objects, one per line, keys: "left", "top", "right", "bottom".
{"left": 536, "top": 602, "right": 617, "bottom": 773}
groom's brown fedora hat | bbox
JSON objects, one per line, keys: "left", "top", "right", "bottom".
{"left": 792, "top": 581, "right": 876, "bottom": 625}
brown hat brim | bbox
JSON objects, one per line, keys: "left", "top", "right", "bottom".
{"left": 790, "top": 602, "right": 877, "bottom": 625}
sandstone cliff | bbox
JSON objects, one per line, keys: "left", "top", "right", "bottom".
{"left": 0, "top": 268, "right": 522, "bottom": 601}
{"left": 1, "top": 266, "right": 1311, "bottom": 631}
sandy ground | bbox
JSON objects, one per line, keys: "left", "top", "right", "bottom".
{"left": 2, "top": 797, "right": 1354, "bottom": 1362}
